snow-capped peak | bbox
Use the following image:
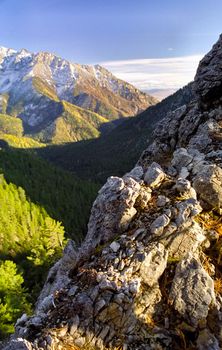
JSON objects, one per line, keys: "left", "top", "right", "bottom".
{"left": 0, "top": 46, "right": 17, "bottom": 60}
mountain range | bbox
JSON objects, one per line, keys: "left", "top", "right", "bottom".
{"left": 0, "top": 46, "right": 157, "bottom": 143}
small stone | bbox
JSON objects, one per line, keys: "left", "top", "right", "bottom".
{"left": 136, "top": 253, "right": 146, "bottom": 262}
{"left": 90, "top": 285, "right": 100, "bottom": 302}
{"left": 175, "top": 198, "right": 202, "bottom": 227}
{"left": 99, "top": 279, "right": 117, "bottom": 291}
{"left": 144, "top": 162, "right": 165, "bottom": 188}
{"left": 179, "top": 166, "right": 190, "bottom": 179}
{"left": 69, "top": 315, "right": 80, "bottom": 335}
{"left": 110, "top": 241, "right": 120, "bottom": 253}
{"left": 124, "top": 166, "right": 144, "bottom": 181}
{"left": 95, "top": 299, "right": 106, "bottom": 315}
{"left": 28, "top": 315, "right": 44, "bottom": 328}
{"left": 129, "top": 279, "right": 141, "bottom": 294}
{"left": 172, "top": 148, "right": 193, "bottom": 171}
{"left": 130, "top": 228, "right": 146, "bottom": 240}
{"left": 175, "top": 178, "right": 191, "bottom": 192}
{"left": 150, "top": 214, "right": 170, "bottom": 235}
{"left": 157, "top": 195, "right": 169, "bottom": 207}
{"left": 3, "top": 339, "right": 33, "bottom": 350}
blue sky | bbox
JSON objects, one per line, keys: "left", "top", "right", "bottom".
{"left": 0, "top": 0, "right": 221, "bottom": 90}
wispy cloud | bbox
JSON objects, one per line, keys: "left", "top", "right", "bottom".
{"left": 101, "top": 55, "right": 203, "bottom": 91}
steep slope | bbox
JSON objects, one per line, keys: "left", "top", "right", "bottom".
{"left": 0, "top": 173, "right": 65, "bottom": 338}
{"left": 0, "top": 148, "right": 99, "bottom": 239}
{"left": 0, "top": 47, "right": 157, "bottom": 143}
{"left": 5, "top": 35, "right": 222, "bottom": 350}
{"left": 29, "top": 101, "right": 110, "bottom": 144}
{"left": 38, "top": 83, "right": 193, "bottom": 182}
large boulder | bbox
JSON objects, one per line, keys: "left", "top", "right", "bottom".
{"left": 193, "top": 164, "right": 222, "bottom": 211}
{"left": 169, "top": 254, "right": 215, "bottom": 326}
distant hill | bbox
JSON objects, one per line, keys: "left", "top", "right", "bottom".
{"left": 146, "top": 88, "right": 178, "bottom": 100}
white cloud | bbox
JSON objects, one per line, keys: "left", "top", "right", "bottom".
{"left": 101, "top": 55, "right": 203, "bottom": 91}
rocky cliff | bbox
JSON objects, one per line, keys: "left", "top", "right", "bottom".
{"left": 3, "top": 36, "right": 222, "bottom": 350}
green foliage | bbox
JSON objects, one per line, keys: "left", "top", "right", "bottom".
{"left": 0, "top": 114, "right": 23, "bottom": 137}
{"left": 31, "top": 101, "right": 109, "bottom": 144}
{"left": 0, "top": 175, "right": 64, "bottom": 258}
{"left": 0, "top": 260, "right": 31, "bottom": 338}
{"left": 0, "top": 133, "right": 44, "bottom": 148}
{"left": 0, "top": 148, "right": 99, "bottom": 239}
{"left": 0, "top": 173, "right": 67, "bottom": 331}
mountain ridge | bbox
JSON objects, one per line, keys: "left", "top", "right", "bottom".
{"left": 0, "top": 46, "right": 157, "bottom": 143}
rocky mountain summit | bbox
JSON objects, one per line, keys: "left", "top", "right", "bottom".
{"left": 3, "top": 35, "right": 222, "bottom": 350}
{"left": 0, "top": 47, "right": 156, "bottom": 143}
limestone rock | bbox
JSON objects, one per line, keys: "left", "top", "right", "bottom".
{"left": 140, "top": 243, "right": 168, "bottom": 287}
{"left": 175, "top": 178, "right": 197, "bottom": 199}
{"left": 82, "top": 176, "right": 141, "bottom": 255}
{"left": 110, "top": 241, "right": 120, "bottom": 253}
{"left": 193, "top": 164, "right": 222, "bottom": 211}
{"left": 171, "top": 148, "right": 193, "bottom": 171}
{"left": 157, "top": 195, "right": 169, "bottom": 207}
{"left": 150, "top": 214, "right": 171, "bottom": 235}
{"left": 169, "top": 254, "right": 215, "bottom": 326}
{"left": 197, "top": 329, "right": 220, "bottom": 350}
{"left": 124, "top": 166, "right": 144, "bottom": 181}
{"left": 175, "top": 198, "right": 202, "bottom": 227}
{"left": 164, "top": 222, "right": 206, "bottom": 259}
{"left": 144, "top": 162, "right": 165, "bottom": 188}
{"left": 3, "top": 339, "right": 33, "bottom": 350}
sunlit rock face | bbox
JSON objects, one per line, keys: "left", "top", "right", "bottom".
{"left": 4, "top": 36, "right": 222, "bottom": 350}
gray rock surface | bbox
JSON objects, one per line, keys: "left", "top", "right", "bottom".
{"left": 169, "top": 254, "right": 215, "bottom": 326}
{"left": 140, "top": 243, "right": 168, "bottom": 286}
{"left": 193, "top": 164, "right": 222, "bottom": 211}
{"left": 144, "top": 162, "right": 165, "bottom": 188}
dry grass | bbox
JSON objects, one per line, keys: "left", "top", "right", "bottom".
{"left": 194, "top": 212, "right": 222, "bottom": 233}
{"left": 214, "top": 278, "right": 222, "bottom": 295}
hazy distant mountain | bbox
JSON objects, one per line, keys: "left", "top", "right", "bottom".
{"left": 145, "top": 88, "right": 178, "bottom": 100}
{"left": 0, "top": 47, "right": 157, "bottom": 143}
